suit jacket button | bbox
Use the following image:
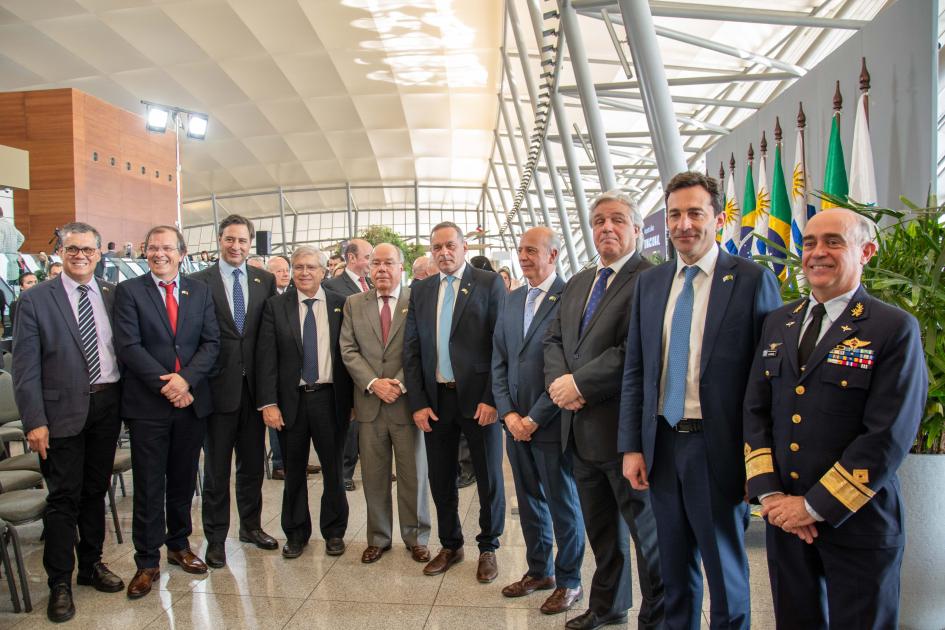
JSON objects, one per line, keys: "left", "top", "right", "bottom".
{"left": 840, "top": 380, "right": 848, "bottom": 387}
{"left": 795, "top": 385, "right": 805, "bottom": 395}
{"left": 790, "top": 442, "right": 800, "bottom": 452}
{"left": 792, "top": 414, "right": 801, "bottom": 424}
{"left": 790, "top": 471, "right": 800, "bottom": 480}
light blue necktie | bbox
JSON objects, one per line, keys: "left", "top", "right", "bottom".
{"left": 232, "top": 268, "right": 245, "bottom": 335}
{"left": 580, "top": 267, "right": 613, "bottom": 334}
{"left": 438, "top": 275, "right": 456, "bottom": 381}
{"left": 523, "top": 287, "right": 541, "bottom": 336}
{"left": 663, "top": 266, "right": 700, "bottom": 427}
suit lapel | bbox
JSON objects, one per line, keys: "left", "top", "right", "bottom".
{"left": 144, "top": 273, "right": 175, "bottom": 338}
{"left": 345, "top": 274, "right": 360, "bottom": 294}
{"left": 649, "top": 263, "right": 676, "bottom": 376}
{"left": 700, "top": 249, "right": 737, "bottom": 374}
{"left": 386, "top": 288, "right": 410, "bottom": 347}
{"left": 449, "top": 266, "right": 475, "bottom": 338}
{"left": 521, "top": 276, "right": 564, "bottom": 351}
{"left": 780, "top": 298, "right": 806, "bottom": 378}
{"left": 284, "top": 290, "right": 303, "bottom": 356}
{"left": 96, "top": 279, "right": 116, "bottom": 327}
{"left": 799, "top": 286, "right": 870, "bottom": 383}
{"left": 364, "top": 290, "right": 383, "bottom": 345}
{"left": 50, "top": 277, "right": 83, "bottom": 351}
{"left": 246, "top": 266, "right": 267, "bottom": 335}
{"left": 577, "top": 253, "right": 642, "bottom": 347}
{"left": 208, "top": 265, "right": 237, "bottom": 333}
{"left": 177, "top": 277, "right": 194, "bottom": 329}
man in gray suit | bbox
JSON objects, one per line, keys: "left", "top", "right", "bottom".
{"left": 340, "top": 243, "right": 431, "bottom": 564}
{"left": 12, "top": 222, "right": 125, "bottom": 622}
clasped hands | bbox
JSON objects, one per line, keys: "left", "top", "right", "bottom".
{"left": 505, "top": 412, "right": 538, "bottom": 442}
{"left": 371, "top": 378, "right": 403, "bottom": 404}
{"left": 159, "top": 373, "right": 193, "bottom": 408}
{"left": 549, "top": 374, "right": 585, "bottom": 411}
{"left": 761, "top": 494, "right": 818, "bottom": 544}
{"left": 412, "top": 403, "right": 497, "bottom": 432}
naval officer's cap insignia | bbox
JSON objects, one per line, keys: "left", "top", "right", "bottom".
{"left": 842, "top": 338, "right": 871, "bottom": 350}
{"left": 850, "top": 302, "right": 864, "bottom": 318}
{"left": 792, "top": 302, "right": 805, "bottom": 314}
{"left": 841, "top": 325, "right": 852, "bottom": 332}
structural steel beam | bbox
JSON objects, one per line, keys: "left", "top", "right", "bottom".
{"left": 558, "top": 72, "right": 796, "bottom": 93}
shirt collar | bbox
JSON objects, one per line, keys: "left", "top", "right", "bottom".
{"left": 527, "top": 272, "right": 557, "bottom": 293}
{"left": 152, "top": 273, "right": 180, "bottom": 289}
{"left": 377, "top": 284, "right": 401, "bottom": 300}
{"left": 439, "top": 262, "right": 467, "bottom": 283}
{"left": 598, "top": 250, "right": 635, "bottom": 275}
{"left": 218, "top": 258, "right": 247, "bottom": 277}
{"left": 675, "top": 243, "right": 719, "bottom": 278}
{"left": 61, "top": 273, "right": 98, "bottom": 296}
{"left": 808, "top": 286, "right": 859, "bottom": 322}
{"left": 345, "top": 267, "right": 365, "bottom": 287}
{"left": 299, "top": 285, "right": 327, "bottom": 302}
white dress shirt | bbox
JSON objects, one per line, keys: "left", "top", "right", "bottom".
{"left": 296, "top": 286, "right": 332, "bottom": 385}
{"left": 525, "top": 272, "right": 557, "bottom": 316}
{"left": 798, "top": 287, "right": 859, "bottom": 346}
{"left": 435, "top": 262, "right": 466, "bottom": 383}
{"left": 658, "top": 244, "right": 719, "bottom": 420}
{"left": 151, "top": 273, "right": 180, "bottom": 304}
{"left": 60, "top": 274, "right": 120, "bottom": 384}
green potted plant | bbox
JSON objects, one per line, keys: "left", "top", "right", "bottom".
{"left": 758, "top": 193, "right": 943, "bottom": 628}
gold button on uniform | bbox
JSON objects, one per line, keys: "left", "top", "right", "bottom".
{"left": 790, "top": 472, "right": 800, "bottom": 480}
{"left": 795, "top": 385, "right": 805, "bottom": 395}
{"left": 841, "top": 380, "right": 848, "bottom": 387}
{"left": 792, "top": 414, "right": 802, "bottom": 424}
{"left": 790, "top": 442, "right": 800, "bottom": 452}
{"left": 765, "top": 370, "right": 770, "bottom": 377}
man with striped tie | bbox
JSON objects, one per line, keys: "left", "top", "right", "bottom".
{"left": 12, "top": 222, "right": 125, "bottom": 622}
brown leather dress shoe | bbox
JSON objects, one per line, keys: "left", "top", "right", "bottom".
{"left": 126, "top": 568, "right": 160, "bottom": 599}
{"left": 166, "top": 548, "right": 208, "bottom": 574}
{"left": 410, "top": 545, "right": 431, "bottom": 563}
{"left": 306, "top": 464, "right": 321, "bottom": 475}
{"left": 272, "top": 468, "right": 285, "bottom": 480}
{"left": 476, "top": 551, "right": 498, "bottom": 583}
{"left": 423, "top": 547, "right": 464, "bottom": 575}
{"left": 541, "top": 586, "right": 584, "bottom": 615}
{"left": 501, "top": 574, "right": 556, "bottom": 597}
{"left": 361, "top": 545, "right": 392, "bottom": 563}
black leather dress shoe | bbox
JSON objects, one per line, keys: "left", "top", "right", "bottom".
{"left": 456, "top": 472, "right": 476, "bottom": 488}
{"left": 239, "top": 529, "right": 279, "bottom": 550}
{"left": 325, "top": 537, "right": 346, "bottom": 556}
{"left": 565, "top": 610, "right": 628, "bottom": 630}
{"left": 205, "top": 542, "right": 226, "bottom": 568}
{"left": 282, "top": 540, "right": 307, "bottom": 559}
{"left": 344, "top": 480, "right": 356, "bottom": 491}
{"left": 77, "top": 561, "right": 125, "bottom": 593}
{"left": 47, "top": 583, "right": 75, "bottom": 623}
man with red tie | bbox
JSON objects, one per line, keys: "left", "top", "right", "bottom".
{"left": 114, "top": 226, "right": 220, "bottom": 599}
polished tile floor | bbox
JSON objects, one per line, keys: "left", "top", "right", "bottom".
{"left": 0, "top": 445, "right": 777, "bottom": 629}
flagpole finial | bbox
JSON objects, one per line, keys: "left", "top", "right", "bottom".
{"left": 797, "top": 102, "right": 806, "bottom": 129}
{"left": 760, "top": 130, "right": 768, "bottom": 155}
{"left": 729, "top": 152, "right": 736, "bottom": 173}
{"left": 719, "top": 161, "right": 725, "bottom": 180}
{"left": 774, "top": 117, "right": 783, "bottom": 143}
{"left": 859, "top": 57, "right": 870, "bottom": 93}
{"left": 748, "top": 143, "right": 754, "bottom": 163}
{"left": 833, "top": 80, "right": 843, "bottom": 112}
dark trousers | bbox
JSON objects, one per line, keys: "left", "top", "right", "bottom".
{"left": 572, "top": 448, "right": 663, "bottom": 627}
{"left": 505, "top": 433, "right": 584, "bottom": 588}
{"left": 424, "top": 385, "right": 505, "bottom": 552}
{"left": 766, "top": 524, "right": 903, "bottom": 629}
{"left": 650, "top": 422, "right": 750, "bottom": 630}
{"left": 128, "top": 408, "right": 205, "bottom": 569}
{"left": 201, "top": 379, "right": 266, "bottom": 542}
{"left": 280, "top": 386, "right": 348, "bottom": 542}
{"left": 342, "top": 418, "right": 358, "bottom": 482}
{"left": 39, "top": 385, "right": 122, "bottom": 588}
{"left": 269, "top": 426, "right": 284, "bottom": 470}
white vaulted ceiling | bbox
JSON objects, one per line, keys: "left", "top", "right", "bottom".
{"left": 0, "top": 0, "right": 503, "bottom": 223}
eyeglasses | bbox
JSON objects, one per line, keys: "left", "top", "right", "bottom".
{"left": 63, "top": 246, "right": 98, "bottom": 257}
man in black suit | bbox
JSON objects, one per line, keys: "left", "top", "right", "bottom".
{"left": 189, "top": 215, "right": 277, "bottom": 568}
{"left": 256, "top": 246, "right": 354, "bottom": 559}
{"left": 323, "top": 238, "right": 374, "bottom": 492}
{"left": 403, "top": 221, "right": 506, "bottom": 583}
{"left": 114, "top": 225, "right": 220, "bottom": 599}
{"left": 620, "top": 173, "right": 781, "bottom": 629}
{"left": 12, "top": 222, "right": 125, "bottom": 622}
{"left": 545, "top": 191, "right": 663, "bottom": 630}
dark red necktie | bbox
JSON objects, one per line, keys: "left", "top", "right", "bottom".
{"left": 380, "top": 295, "right": 392, "bottom": 345}
{"left": 160, "top": 281, "right": 181, "bottom": 372}
{"left": 359, "top": 276, "right": 369, "bottom": 292}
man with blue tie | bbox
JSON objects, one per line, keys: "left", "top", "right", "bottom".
{"left": 492, "top": 226, "right": 585, "bottom": 615}
{"left": 114, "top": 226, "right": 220, "bottom": 599}
{"left": 189, "top": 215, "right": 278, "bottom": 568}
{"left": 403, "top": 221, "right": 506, "bottom": 582}
{"left": 545, "top": 191, "right": 663, "bottom": 630}
{"left": 620, "top": 172, "right": 781, "bottom": 629}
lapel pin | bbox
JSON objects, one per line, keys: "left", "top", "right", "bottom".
{"left": 401, "top": 307, "right": 408, "bottom": 314}
{"left": 722, "top": 274, "right": 734, "bottom": 283}
{"left": 785, "top": 321, "right": 795, "bottom": 327}
{"left": 548, "top": 295, "right": 558, "bottom": 302}
{"left": 841, "top": 325, "right": 852, "bottom": 332}
{"left": 461, "top": 287, "right": 469, "bottom": 295}
{"left": 181, "top": 290, "right": 189, "bottom": 296}
{"left": 254, "top": 278, "right": 261, "bottom": 283}
{"left": 792, "top": 302, "right": 805, "bottom": 314}
{"left": 842, "top": 337, "right": 871, "bottom": 349}
{"left": 850, "top": 302, "right": 864, "bottom": 318}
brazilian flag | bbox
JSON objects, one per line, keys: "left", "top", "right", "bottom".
{"left": 738, "top": 160, "right": 756, "bottom": 258}
{"left": 768, "top": 143, "right": 792, "bottom": 280}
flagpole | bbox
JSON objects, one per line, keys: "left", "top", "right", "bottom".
{"left": 859, "top": 57, "right": 870, "bottom": 127}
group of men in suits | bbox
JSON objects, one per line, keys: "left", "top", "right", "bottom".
{"left": 10, "top": 169, "right": 924, "bottom": 628}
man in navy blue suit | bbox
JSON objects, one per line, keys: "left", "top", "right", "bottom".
{"left": 492, "top": 226, "right": 585, "bottom": 615}
{"left": 114, "top": 225, "right": 220, "bottom": 599}
{"left": 745, "top": 209, "right": 927, "bottom": 628}
{"left": 403, "top": 221, "right": 506, "bottom": 583}
{"left": 620, "top": 172, "right": 781, "bottom": 629}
